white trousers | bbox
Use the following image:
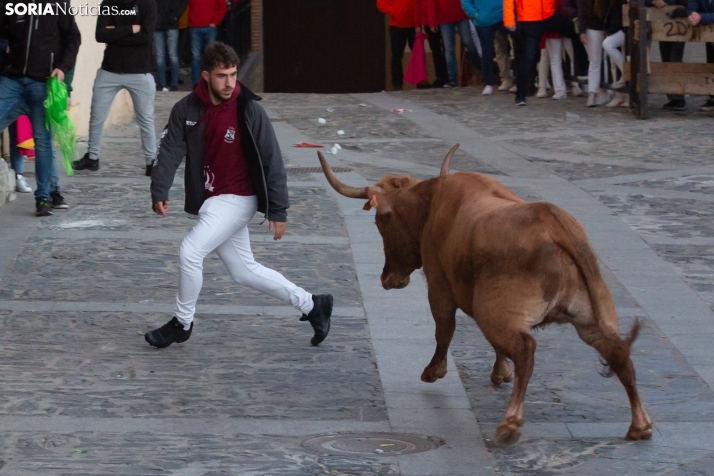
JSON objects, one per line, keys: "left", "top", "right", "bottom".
{"left": 546, "top": 38, "right": 566, "bottom": 93}
{"left": 586, "top": 29, "right": 605, "bottom": 94}
{"left": 174, "top": 194, "right": 313, "bottom": 325}
{"left": 603, "top": 30, "right": 625, "bottom": 76}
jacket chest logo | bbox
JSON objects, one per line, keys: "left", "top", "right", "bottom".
{"left": 224, "top": 127, "right": 236, "bottom": 144}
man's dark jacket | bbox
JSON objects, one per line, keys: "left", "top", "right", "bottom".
{"left": 96, "top": 0, "right": 157, "bottom": 74}
{"left": 155, "top": 0, "right": 188, "bottom": 30}
{"left": 0, "top": 1, "right": 81, "bottom": 81}
{"left": 150, "top": 83, "right": 290, "bottom": 222}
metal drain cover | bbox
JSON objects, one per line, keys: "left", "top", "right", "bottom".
{"left": 286, "top": 166, "right": 351, "bottom": 174}
{"left": 301, "top": 432, "right": 443, "bottom": 456}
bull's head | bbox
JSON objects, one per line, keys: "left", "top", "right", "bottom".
{"left": 318, "top": 144, "right": 459, "bottom": 290}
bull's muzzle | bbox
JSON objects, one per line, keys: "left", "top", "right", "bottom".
{"left": 381, "top": 273, "right": 410, "bottom": 290}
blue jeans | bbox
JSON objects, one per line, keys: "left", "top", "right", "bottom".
{"left": 0, "top": 76, "right": 59, "bottom": 199}
{"left": 190, "top": 26, "right": 218, "bottom": 86}
{"left": 475, "top": 23, "right": 511, "bottom": 86}
{"left": 440, "top": 19, "right": 481, "bottom": 86}
{"left": 155, "top": 29, "right": 180, "bottom": 87}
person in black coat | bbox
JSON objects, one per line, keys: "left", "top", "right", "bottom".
{"left": 155, "top": 0, "right": 188, "bottom": 91}
{"left": 0, "top": 0, "right": 81, "bottom": 216}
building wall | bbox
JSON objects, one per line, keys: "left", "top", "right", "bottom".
{"left": 69, "top": 0, "right": 135, "bottom": 139}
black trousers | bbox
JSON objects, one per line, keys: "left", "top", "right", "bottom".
{"left": 390, "top": 26, "right": 416, "bottom": 88}
{"left": 659, "top": 41, "right": 685, "bottom": 101}
{"left": 426, "top": 27, "right": 450, "bottom": 86}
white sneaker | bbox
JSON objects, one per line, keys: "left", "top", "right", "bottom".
{"left": 482, "top": 85, "right": 493, "bottom": 95}
{"left": 15, "top": 174, "right": 32, "bottom": 193}
{"left": 498, "top": 78, "right": 514, "bottom": 91}
{"left": 605, "top": 96, "right": 621, "bottom": 108}
{"left": 161, "top": 87, "right": 169, "bottom": 92}
{"left": 552, "top": 90, "right": 567, "bottom": 100}
{"left": 586, "top": 92, "right": 597, "bottom": 107}
{"left": 596, "top": 90, "right": 612, "bottom": 106}
{"left": 611, "top": 79, "right": 626, "bottom": 89}
{"left": 536, "top": 88, "right": 548, "bottom": 98}
{"left": 571, "top": 83, "right": 584, "bottom": 97}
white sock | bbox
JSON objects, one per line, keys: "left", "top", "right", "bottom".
{"left": 183, "top": 322, "right": 191, "bottom": 331}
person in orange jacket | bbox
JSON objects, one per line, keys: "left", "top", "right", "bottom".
{"left": 417, "top": 0, "right": 481, "bottom": 87}
{"left": 378, "top": 0, "right": 416, "bottom": 90}
{"left": 504, "top": 0, "right": 581, "bottom": 105}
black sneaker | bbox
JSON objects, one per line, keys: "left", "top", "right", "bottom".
{"left": 50, "top": 191, "right": 69, "bottom": 209}
{"left": 662, "top": 99, "right": 686, "bottom": 111}
{"left": 35, "top": 198, "right": 53, "bottom": 216}
{"left": 73, "top": 153, "right": 99, "bottom": 171}
{"left": 699, "top": 98, "right": 714, "bottom": 112}
{"left": 300, "top": 294, "right": 333, "bottom": 346}
{"left": 145, "top": 164, "right": 153, "bottom": 177}
{"left": 145, "top": 316, "right": 193, "bottom": 348}
{"left": 515, "top": 98, "right": 527, "bottom": 106}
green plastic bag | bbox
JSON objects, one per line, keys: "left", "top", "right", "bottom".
{"left": 44, "top": 76, "right": 76, "bottom": 176}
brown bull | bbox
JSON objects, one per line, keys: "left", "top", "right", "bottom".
{"left": 318, "top": 145, "right": 652, "bottom": 446}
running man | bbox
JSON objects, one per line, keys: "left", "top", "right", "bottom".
{"left": 145, "top": 42, "right": 332, "bottom": 348}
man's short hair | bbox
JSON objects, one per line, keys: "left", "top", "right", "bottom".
{"left": 200, "top": 42, "right": 240, "bottom": 73}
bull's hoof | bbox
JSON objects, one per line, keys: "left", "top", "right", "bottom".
{"left": 421, "top": 364, "right": 447, "bottom": 383}
{"left": 490, "top": 370, "right": 514, "bottom": 386}
{"left": 625, "top": 423, "right": 653, "bottom": 441}
{"left": 494, "top": 421, "right": 522, "bottom": 447}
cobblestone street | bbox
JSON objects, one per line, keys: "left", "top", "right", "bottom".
{"left": 1, "top": 88, "right": 714, "bottom": 475}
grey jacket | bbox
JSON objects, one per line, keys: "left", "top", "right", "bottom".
{"left": 150, "top": 84, "right": 290, "bottom": 221}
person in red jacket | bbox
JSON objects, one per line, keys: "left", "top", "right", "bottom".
{"left": 418, "top": 0, "right": 481, "bottom": 87}
{"left": 188, "top": 0, "right": 227, "bottom": 86}
{"left": 378, "top": 0, "right": 416, "bottom": 90}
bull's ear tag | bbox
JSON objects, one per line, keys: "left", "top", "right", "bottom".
{"left": 370, "top": 195, "right": 379, "bottom": 208}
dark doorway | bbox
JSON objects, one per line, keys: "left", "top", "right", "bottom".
{"left": 264, "top": 0, "right": 386, "bottom": 93}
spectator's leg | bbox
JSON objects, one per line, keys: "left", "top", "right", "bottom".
{"left": 154, "top": 30, "right": 167, "bottom": 89}
{"left": 476, "top": 25, "right": 497, "bottom": 87}
{"left": 538, "top": 45, "right": 551, "bottom": 93}
{"left": 547, "top": 37, "right": 566, "bottom": 95}
{"left": 389, "top": 26, "right": 409, "bottom": 89}
{"left": 207, "top": 26, "right": 217, "bottom": 45}
{"left": 440, "top": 22, "right": 459, "bottom": 86}
{"left": 23, "top": 79, "right": 54, "bottom": 201}
{"left": 0, "top": 76, "right": 26, "bottom": 132}
{"left": 190, "top": 27, "right": 202, "bottom": 86}
{"left": 659, "top": 41, "right": 685, "bottom": 102}
{"left": 586, "top": 29, "right": 605, "bottom": 95}
{"left": 167, "top": 29, "right": 180, "bottom": 88}
{"left": 494, "top": 28, "right": 513, "bottom": 81}
{"left": 8, "top": 121, "right": 23, "bottom": 175}
{"left": 126, "top": 73, "right": 158, "bottom": 165}
{"left": 515, "top": 23, "right": 544, "bottom": 103}
{"left": 603, "top": 30, "right": 625, "bottom": 84}
{"left": 50, "top": 146, "right": 61, "bottom": 194}
{"left": 427, "top": 28, "right": 449, "bottom": 87}
{"left": 457, "top": 19, "right": 482, "bottom": 69}
{"left": 703, "top": 41, "right": 714, "bottom": 102}
{"left": 88, "top": 69, "right": 123, "bottom": 161}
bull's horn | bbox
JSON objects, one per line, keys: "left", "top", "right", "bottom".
{"left": 318, "top": 151, "right": 369, "bottom": 199}
{"left": 440, "top": 144, "right": 460, "bottom": 176}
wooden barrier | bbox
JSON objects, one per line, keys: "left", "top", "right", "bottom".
{"left": 626, "top": 2, "right": 714, "bottom": 118}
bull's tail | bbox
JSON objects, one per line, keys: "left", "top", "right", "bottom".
{"left": 546, "top": 204, "right": 640, "bottom": 370}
